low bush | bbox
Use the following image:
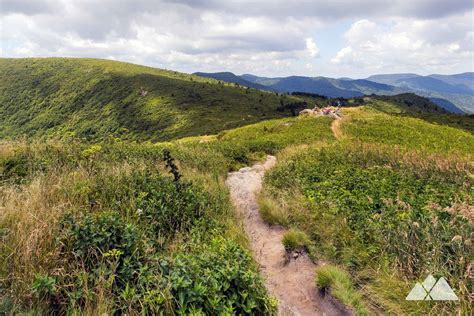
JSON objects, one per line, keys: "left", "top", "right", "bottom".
{"left": 0, "top": 151, "right": 36, "bottom": 183}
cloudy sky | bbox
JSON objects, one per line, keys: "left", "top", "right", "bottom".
{"left": 1, "top": 0, "right": 473, "bottom": 78}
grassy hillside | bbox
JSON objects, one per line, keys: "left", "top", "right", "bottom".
{"left": 0, "top": 58, "right": 297, "bottom": 141}
{"left": 369, "top": 94, "right": 474, "bottom": 133}
{"left": 1, "top": 60, "right": 473, "bottom": 315}
{"left": 261, "top": 106, "right": 473, "bottom": 315}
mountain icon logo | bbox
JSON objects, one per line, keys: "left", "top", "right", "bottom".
{"left": 406, "top": 275, "right": 458, "bottom": 301}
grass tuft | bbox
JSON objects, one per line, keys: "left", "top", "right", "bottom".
{"left": 315, "top": 265, "right": 369, "bottom": 315}
{"left": 258, "top": 193, "right": 288, "bottom": 226}
{"left": 282, "top": 229, "right": 312, "bottom": 252}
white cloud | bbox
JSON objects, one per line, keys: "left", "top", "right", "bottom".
{"left": 0, "top": 0, "right": 472, "bottom": 76}
{"left": 306, "top": 38, "right": 320, "bottom": 58}
{"left": 331, "top": 12, "right": 474, "bottom": 76}
{"left": 331, "top": 47, "right": 353, "bottom": 64}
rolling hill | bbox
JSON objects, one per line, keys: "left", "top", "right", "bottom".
{"left": 194, "top": 72, "right": 473, "bottom": 114}
{"left": 428, "top": 72, "right": 474, "bottom": 89}
{"left": 192, "top": 71, "right": 273, "bottom": 91}
{"left": 367, "top": 72, "right": 474, "bottom": 113}
{"left": 365, "top": 73, "right": 421, "bottom": 85}
{"left": 241, "top": 74, "right": 396, "bottom": 98}
{"left": 0, "top": 58, "right": 296, "bottom": 141}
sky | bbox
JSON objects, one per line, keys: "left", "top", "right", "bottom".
{"left": 1, "top": 0, "right": 473, "bottom": 78}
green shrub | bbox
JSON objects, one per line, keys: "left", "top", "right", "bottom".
{"left": 246, "top": 139, "right": 281, "bottom": 155}
{"left": 216, "top": 142, "right": 250, "bottom": 166}
{"left": 59, "top": 210, "right": 143, "bottom": 284}
{"left": 151, "top": 238, "right": 276, "bottom": 315}
{"left": 45, "top": 166, "right": 275, "bottom": 314}
{"left": 0, "top": 152, "right": 30, "bottom": 182}
{"left": 32, "top": 274, "right": 57, "bottom": 299}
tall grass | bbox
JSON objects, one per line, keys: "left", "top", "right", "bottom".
{"left": 0, "top": 140, "right": 267, "bottom": 313}
{"left": 315, "top": 265, "right": 368, "bottom": 315}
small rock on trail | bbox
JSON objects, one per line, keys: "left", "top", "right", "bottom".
{"left": 226, "top": 156, "right": 353, "bottom": 316}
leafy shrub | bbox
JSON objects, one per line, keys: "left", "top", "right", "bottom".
{"left": 32, "top": 274, "right": 57, "bottom": 299}
{"left": 246, "top": 139, "right": 281, "bottom": 155}
{"left": 132, "top": 172, "right": 207, "bottom": 239}
{"left": 0, "top": 152, "right": 30, "bottom": 182}
{"left": 46, "top": 165, "right": 274, "bottom": 314}
{"left": 81, "top": 144, "right": 102, "bottom": 159}
{"left": 57, "top": 222, "right": 274, "bottom": 314}
{"left": 151, "top": 238, "right": 276, "bottom": 315}
{"left": 60, "top": 211, "right": 143, "bottom": 284}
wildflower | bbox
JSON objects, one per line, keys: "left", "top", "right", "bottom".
{"left": 137, "top": 208, "right": 143, "bottom": 215}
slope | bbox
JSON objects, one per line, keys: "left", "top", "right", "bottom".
{"left": 260, "top": 105, "right": 473, "bottom": 315}
{"left": 0, "top": 58, "right": 295, "bottom": 141}
{"left": 428, "top": 72, "right": 474, "bottom": 90}
{"left": 2, "top": 97, "right": 472, "bottom": 314}
{"left": 367, "top": 73, "right": 474, "bottom": 113}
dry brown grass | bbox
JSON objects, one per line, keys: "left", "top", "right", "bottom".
{"left": 0, "top": 141, "right": 17, "bottom": 158}
{"left": 0, "top": 157, "right": 155, "bottom": 308}
{"left": 1, "top": 172, "right": 81, "bottom": 303}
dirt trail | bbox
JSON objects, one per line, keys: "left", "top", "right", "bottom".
{"left": 226, "top": 156, "right": 353, "bottom": 316}
{"left": 331, "top": 117, "right": 343, "bottom": 140}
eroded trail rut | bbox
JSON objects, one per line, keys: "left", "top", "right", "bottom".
{"left": 226, "top": 156, "right": 352, "bottom": 316}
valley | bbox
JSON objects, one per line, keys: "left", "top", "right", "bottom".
{"left": 195, "top": 71, "right": 474, "bottom": 114}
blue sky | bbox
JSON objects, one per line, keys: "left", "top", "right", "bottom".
{"left": 1, "top": 0, "right": 473, "bottom": 78}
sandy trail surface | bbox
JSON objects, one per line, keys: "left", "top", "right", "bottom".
{"left": 331, "top": 116, "right": 343, "bottom": 140}
{"left": 226, "top": 156, "right": 353, "bottom": 316}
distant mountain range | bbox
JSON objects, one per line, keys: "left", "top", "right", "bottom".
{"left": 193, "top": 72, "right": 274, "bottom": 91}
{"left": 193, "top": 71, "right": 474, "bottom": 114}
